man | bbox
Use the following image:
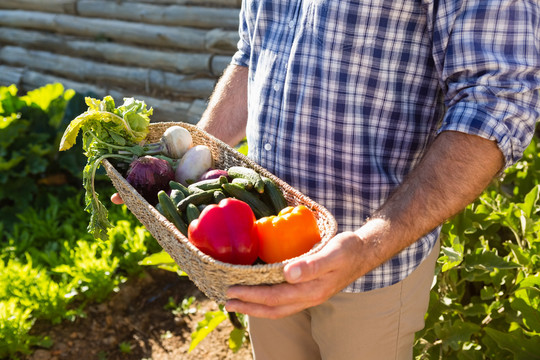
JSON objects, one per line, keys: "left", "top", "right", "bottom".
{"left": 161, "top": 0, "right": 538, "bottom": 358}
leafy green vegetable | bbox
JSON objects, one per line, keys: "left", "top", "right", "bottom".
{"left": 59, "top": 96, "right": 153, "bottom": 240}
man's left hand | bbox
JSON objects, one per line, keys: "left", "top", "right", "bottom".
{"left": 225, "top": 231, "right": 368, "bottom": 319}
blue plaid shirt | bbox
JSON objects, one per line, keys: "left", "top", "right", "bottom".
{"left": 231, "top": 0, "right": 540, "bottom": 292}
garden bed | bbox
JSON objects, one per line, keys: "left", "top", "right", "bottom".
{"left": 25, "top": 268, "right": 253, "bottom": 360}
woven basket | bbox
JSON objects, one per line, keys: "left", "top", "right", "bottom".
{"left": 103, "top": 122, "right": 337, "bottom": 304}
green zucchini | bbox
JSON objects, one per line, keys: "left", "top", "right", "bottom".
{"left": 169, "top": 189, "right": 185, "bottom": 206}
{"left": 188, "top": 176, "right": 228, "bottom": 192}
{"left": 231, "top": 177, "right": 253, "bottom": 190}
{"left": 213, "top": 190, "right": 227, "bottom": 203}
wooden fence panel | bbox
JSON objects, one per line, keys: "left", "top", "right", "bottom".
{"left": 0, "top": 0, "right": 77, "bottom": 14}
{"left": 77, "top": 1, "right": 240, "bottom": 29}
{"left": 0, "top": 28, "right": 231, "bottom": 76}
{"left": 0, "top": 2, "right": 240, "bottom": 122}
{"left": 0, "top": 46, "right": 217, "bottom": 98}
{"left": 0, "top": 10, "right": 238, "bottom": 52}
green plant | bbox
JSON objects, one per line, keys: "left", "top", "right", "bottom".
{"left": 118, "top": 341, "right": 133, "bottom": 354}
{"left": 415, "top": 135, "right": 540, "bottom": 359}
{"left": 0, "top": 298, "right": 36, "bottom": 359}
{"left": 0, "top": 84, "right": 89, "bottom": 228}
{"left": 165, "top": 296, "right": 198, "bottom": 317}
{"left": 0, "top": 256, "right": 73, "bottom": 325}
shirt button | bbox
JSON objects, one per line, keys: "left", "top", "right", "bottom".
{"left": 264, "top": 143, "right": 272, "bottom": 151}
{"left": 273, "top": 83, "right": 280, "bottom": 91}
{"left": 289, "top": 20, "right": 295, "bottom": 28}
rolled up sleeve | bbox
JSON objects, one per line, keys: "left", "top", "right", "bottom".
{"left": 231, "top": 1, "right": 251, "bottom": 68}
{"left": 435, "top": 0, "right": 540, "bottom": 168}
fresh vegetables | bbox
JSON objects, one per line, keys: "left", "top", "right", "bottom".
{"left": 261, "top": 176, "right": 288, "bottom": 214}
{"left": 228, "top": 166, "right": 265, "bottom": 193}
{"left": 158, "top": 190, "right": 189, "bottom": 235}
{"left": 59, "top": 94, "right": 315, "bottom": 264}
{"left": 126, "top": 156, "right": 175, "bottom": 205}
{"left": 58, "top": 95, "right": 197, "bottom": 240}
{"left": 175, "top": 145, "right": 213, "bottom": 185}
{"left": 221, "top": 183, "right": 275, "bottom": 218}
{"left": 254, "top": 205, "right": 321, "bottom": 263}
{"left": 59, "top": 96, "right": 154, "bottom": 240}
{"left": 157, "top": 125, "right": 193, "bottom": 158}
{"left": 159, "top": 168, "right": 320, "bottom": 265}
{"left": 187, "top": 198, "right": 259, "bottom": 265}
{"left": 198, "top": 169, "right": 229, "bottom": 181}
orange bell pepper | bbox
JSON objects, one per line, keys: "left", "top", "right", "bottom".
{"left": 255, "top": 205, "right": 321, "bottom": 263}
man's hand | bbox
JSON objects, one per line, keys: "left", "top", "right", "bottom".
{"left": 110, "top": 193, "right": 124, "bottom": 205}
{"left": 225, "top": 230, "right": 374, "bottom": 319}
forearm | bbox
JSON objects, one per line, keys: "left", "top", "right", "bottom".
{"left": 356, "top": 131, "right": 505, "bottom": 270}
{"left": 197, "top": 64, "right": 249, "bottom": 146}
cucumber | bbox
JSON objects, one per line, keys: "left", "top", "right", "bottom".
{"left": 261, "top": 176, "right": 288, "bottom": 214}
{"left": 158, "top": 190, "right": 188, "bottom": 236}
{"left": 231, "top": 177, "right": 253, "bottom": 190}
{"left": 155, "top": 202, "right": 165, "bottom": 216}
{"left": 185, "top": 203, "right": 201, "bottom": 224}
{"left": 188, "top": 176, "right": 228, "bottom": 192}
{"left": 169, "top": 180, "right": 190, "bottom": 197}
{"left": 221, "top": 183, "right": 274, "bottom": 218}
{"left": 176, "top": 190, "right": 215, "bottom": 212}
{"left": 227, "top": 166, "right": 265, "bottom": 193}
{"left": 213, "top": 190, "right": 227, "bottom": 203}
{"left": 169, "top": 189, "right": 185, "bottom": 206}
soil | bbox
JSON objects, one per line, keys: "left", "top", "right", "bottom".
{"left": 25, "top": 268, "right": 253, "bottom": 360}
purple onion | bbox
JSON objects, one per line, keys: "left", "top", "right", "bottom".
{"left": 198, "top": 169, "right": 229, "bottom": 181}
{"left": 126, "top": 156, "right": 175, "bottom": 205}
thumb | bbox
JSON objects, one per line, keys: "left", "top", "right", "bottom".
{"left": 283, "top": 247, "right": 334, "bottom": 284}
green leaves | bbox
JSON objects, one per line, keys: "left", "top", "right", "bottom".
{"left": 484, "top": 328, "right": 540, "bottom": 360}
{"left": 189, "top": 310, "right": 228, "bottom": 352}
{"left": 415, "top": 133, "right": 540, "bottom": 359}
{"left": 59, "top": 96, "right": 152, "bottom": 151}
{"left": 0, "top": 83, "right": 86, "bottom": 228}
{"left": 58, "top": 95, "right": 153, "bottom": 240}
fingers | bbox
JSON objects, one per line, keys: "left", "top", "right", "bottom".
{"left": 110, "top": 193, "right": 124, "bottom": 205}
{"left": 226, "top": 281, "right": 324, "bottom": 319}
{"left": 225, "top": 298, "right": 307, "bottom": 319}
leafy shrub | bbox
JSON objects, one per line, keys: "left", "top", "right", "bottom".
{"left": 415, "top": 134, "right": 540, "bottom": 359}
{"left": 0, "top": 298, "right": 36, "bottom": 359}
{"left": 0, "top": 84, "right": 90, "bottom": 228}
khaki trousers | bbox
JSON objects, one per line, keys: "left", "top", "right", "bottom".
{"left": 247, "top": 239, "right": 440, "bottom": 360}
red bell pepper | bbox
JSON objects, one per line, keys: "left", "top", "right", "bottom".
{"left": 187, "top": 198, "right": 259, "bottom": 265}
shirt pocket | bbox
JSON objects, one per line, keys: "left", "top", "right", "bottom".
{"left": 304, "top": 0, "right": 375, "bottom": 51}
